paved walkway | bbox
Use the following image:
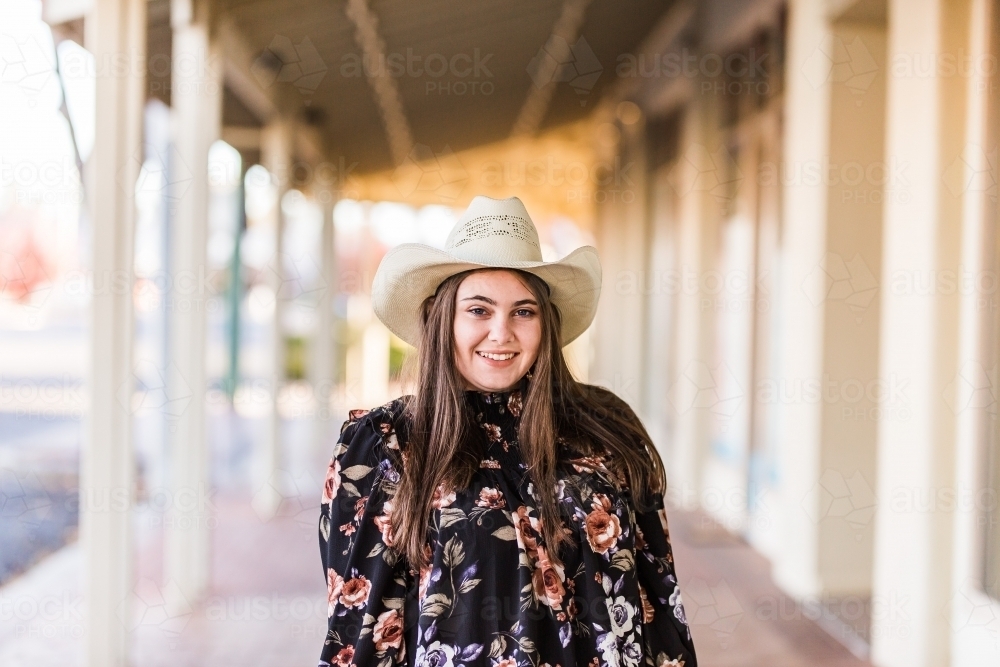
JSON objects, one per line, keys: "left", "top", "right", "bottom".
{"left": 669, "top": 510, "right": 872, "bottom": 667}
{"left": 0, "top": 492, "right": 874, "bottom": 667}
{"left": 129, "top": 494, "right": 329, "bottom": 666}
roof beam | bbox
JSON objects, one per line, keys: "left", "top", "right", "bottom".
{"left": 511, "top": 0, "right": 594, "bottom": 138}
{"left": 343, "top": 0, "right": 414, "bottom": 165}
{"left": 592, "top": 0, "right": 697, "bottom": 122}
{"left": 216, "top": 16, "right": 278, "bottom": 125}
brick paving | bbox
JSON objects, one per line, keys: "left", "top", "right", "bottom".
{"left": 127, "top": 499, "right": 874, "bottom": 667}
{"left": 129, "top": 493, "right": 328, "bottom": 666}
{"left": 0, "top": 493, "right": 874, "bottom": 667}
{"left": 670, "top": 510, "right": 872, "bottom": 667}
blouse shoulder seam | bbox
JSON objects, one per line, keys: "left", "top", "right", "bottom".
{"left": 338, "top": 396, "right": 411, "bottom": 459}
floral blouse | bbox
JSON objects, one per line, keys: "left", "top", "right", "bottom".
{"left": 318, "top": 385, "right": 697, "bottom": 667}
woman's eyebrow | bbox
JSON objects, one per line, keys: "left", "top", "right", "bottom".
{"left": 461, "top": 295, "right": 497, "bottom": 305}
{"left": 512, "top": 299, "right": 538, "bottom": 306}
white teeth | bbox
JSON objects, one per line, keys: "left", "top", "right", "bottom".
{"left": 477, "top": 351, "right": 516, "bottom": 361}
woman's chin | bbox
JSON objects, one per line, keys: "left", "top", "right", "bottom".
{"left": 467, "top": 369, "right": 525, "bottom": 393}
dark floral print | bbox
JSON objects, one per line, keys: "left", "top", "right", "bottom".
{"left": 431, "top": 484, "right": 457, "bottom": 509}
{"left": 324, "top": 458, "right": 342, "bottom": 503}
{"left": 327, "top": 568, "right": 344, "bottom": 617}
{"left": 585, "top": 494, "right": 623, "bottom": 555}
{"left": 318, "top": 384, "right": 697, "bottom": 667}
{"left": 476, "top": 487, "right": 506, "bottom": 509}
{"left": 340, "top": 575, "right": 372, "bottom": 609}
{"left": 374, "top": 609, "right": 406, "bottom": 651}
{"left": 482, "top": 423, "right": 503, "bottom": 443}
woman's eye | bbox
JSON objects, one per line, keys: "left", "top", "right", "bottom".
{"left": 515, "top": 309, "right": 536, "bottom": 317}
{"left": 469, "top": 307, "right": 488, "bottom": 316}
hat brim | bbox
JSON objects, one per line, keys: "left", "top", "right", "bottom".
{"left": 371, "top": 243, "right": 602, "bottom": 348}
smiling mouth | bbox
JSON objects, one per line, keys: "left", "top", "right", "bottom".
{"left": 476, "top": 351, "right": 518, "bottom": 361}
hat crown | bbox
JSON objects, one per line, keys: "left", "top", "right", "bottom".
{"left": 370, "top": 193, "right": 602, "bottom": 348}
{"left": 445, "top": 196, "right": 543, "bottom": 263}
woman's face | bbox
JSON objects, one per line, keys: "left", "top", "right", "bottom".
{"left": 453, "top": 269, "right": 542, "bottom": 393}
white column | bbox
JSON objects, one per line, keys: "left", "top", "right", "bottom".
{"left": 769, "top": 0, "right": 891, "bottom": 604}
{"left": 771, "top": 0, "right": 832, "bottom": 598}
{"left": 343, "top": 292, "right": 389, "bottom": 407}
{"left": 361, "top": 317, "right": 390, "bottom": 406}
{"left": 950, "top": 0, "right": 1000, "bottom": 663}
{"left": 81, "top": 0, "right": 145, "bottom": 665}
{"left": 254, "top": 120, "right": 292, "bottom": 519}
{"left": 591, "top": 180, "right": 626, "bottom": 386}
{"left": 590, "top": 111, "right": 650, "bottom": 414}
{"left": 871, "top": 0, "right": 969, "bottom": 664}
{"left": 666, "top": 99, "right": 719, "bottom": 510}
{"left": 641, "top": 165, "right": 677, "bottom": 454}
{"left": 815, "top": 18, "right": 886, "bottom": 596}
{"left": 615, "top": 115, "right": 650, "bottom": 414}
{"left": 312, "top": 195, "right": 338, "bottom": 451}
{"left": 164, "top": 0, "right": 222, "bottom": 604}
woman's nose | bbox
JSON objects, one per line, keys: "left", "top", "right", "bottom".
{"left": 488, "top": 314, "right": 513, "bottom": 343}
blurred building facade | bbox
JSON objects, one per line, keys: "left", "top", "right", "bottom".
{"left": 27, "top": 0, "right": 1000, "bottom": 665}
{"left": 590, "top": 1, "right": 1000, "bottom": 666}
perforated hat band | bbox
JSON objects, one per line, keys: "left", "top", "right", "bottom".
{"left": 370, "top": 195, "right": 602, "bottom": 348}
{"left": 448, "top": 213, "right": 540, "bottom": 250}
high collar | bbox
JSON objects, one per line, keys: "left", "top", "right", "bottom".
{"left": 463, "top": 374, "right": 529, "bottom": 422}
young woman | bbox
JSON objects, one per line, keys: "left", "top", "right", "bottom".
{"left": 318, "top": 196, "right": 697, "bottom": 667}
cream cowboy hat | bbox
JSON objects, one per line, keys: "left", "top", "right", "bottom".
{"left": 371, "top": 195, "right": 602, "bottom": 348}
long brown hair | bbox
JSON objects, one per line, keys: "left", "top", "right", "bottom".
{"left": 389, "top": 268, "right": 667, "bottom": 571}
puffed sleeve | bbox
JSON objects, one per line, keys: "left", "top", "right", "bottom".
{"left": 318, "top": 404, "right": 411, "bottom": 667}
{"left": 634, "top": 491, "right": 698, "bottom": 667}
